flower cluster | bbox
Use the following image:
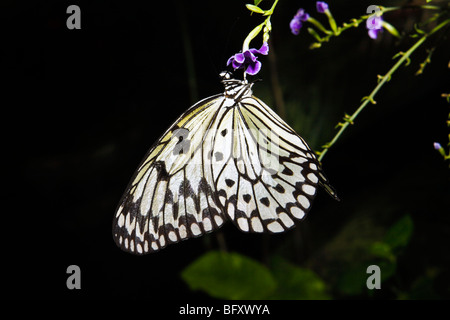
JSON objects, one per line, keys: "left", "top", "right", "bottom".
{"left": 290, "top": 1, "right": 386, "bottom": 40}
{"left": 289, "top": 9, "right": 309, "bottom": 35}
{"left": 227, "top": 43, "right": 269, "bottom": 76}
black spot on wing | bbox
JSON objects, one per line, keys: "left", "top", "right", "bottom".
{"left": 225, "top": 179, "right": 235, "bottom": 187}
{"left": 281, "top": 166, "right": 293, "bottom": 176}
{"left": 215, "top": 152, "right": 224, "bottom": 161}
{"left": 260, "top": 197, "right": 270, "bottom": 207}
{"left": 273, "top": 183, "right": 285, "bottom": 193}
{"left": 154, "top": 161, "right": 169, "bottom": 181}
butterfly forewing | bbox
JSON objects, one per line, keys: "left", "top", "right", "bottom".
{"left": 113, "top": 73, "right": 337, "bottom": 254}
{"left": 113, "top": 95, "right": 227, "bottom": 254}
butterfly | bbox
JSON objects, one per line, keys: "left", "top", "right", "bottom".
{"left": 112, "top": 71, "right": 338, "bottom": 254}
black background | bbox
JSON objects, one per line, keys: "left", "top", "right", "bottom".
{"left": 2, "top": 0, "right": 449, "bottom": 299}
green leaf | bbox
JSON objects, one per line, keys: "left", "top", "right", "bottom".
{"left": 269, "top": 257, "right": 330, "bottom": 299}
{"left": 254, "top": 0, "right": 263, "bottom": 6}
{"left": 246, "top": 4, "right": 265, "bottom": 14}
{"left": 377, "top": 259, "right": 397, "bottom": 282}
{"left": 181, "top": 251, "right": 276, "bottom": 299}
{"left": 309, "top": 42, "right": 322, "bottom": 49}
{"left": 307, "top": 28, "right": 323, "bottom": 42}
{"left": 382, "top": 21, "right": 401, "bottom": 39}
{"left": 336, "top": 263, "right": 370, "bottom": 296}
{"left": 383, "top": 215, "right": 414, "bottom": 250}
{"left": 370, "top": 241, "right": 395, "bottom": 262}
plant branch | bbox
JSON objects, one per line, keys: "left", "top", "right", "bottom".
{"left": 317, "top": 33, "right": 430, "bottom": 162}
{"left": 318, "top": 17, "right": 450, "bottom": 162}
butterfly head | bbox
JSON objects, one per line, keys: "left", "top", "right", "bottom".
{"left": 220, "top": 71, "right": 253, "bottom": 99}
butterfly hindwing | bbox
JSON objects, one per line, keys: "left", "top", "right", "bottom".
{"left": 212, "top": 95, "right": 328, "bottom": 234}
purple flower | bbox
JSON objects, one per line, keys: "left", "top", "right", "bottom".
{"left": 290, "top": 8, "right": 309, "bottom": 35}
{"left": 290, "top": 18, "right": 303, "bottom": 35}
{"left": 295, "top": 8, "right": 310, "bottom": 21}
{"left": 227, "top": 43, "right": 269, "bottom": 76}
{"left": 434, "top": 142, "right": 442, "bottom": 150}
{"left": 316, "top": 1, "right": 329, "bottom": 13}
{"left": 367, "top": 15, "right": 383, "bottom": 39}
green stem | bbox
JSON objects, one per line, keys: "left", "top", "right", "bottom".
{"left": 324, "top": 9, "right": 338, "bottom": 35}
{"left": 242, "top": 0, "right": 279, "bottom": 51}
{"left": 310, "top": 5, "right": 442, "bottom": 48}
{"left": 242, "top": 22, "right": 265, "bottom": 52}
{"left": 428, "top": 18, "right": 450, "bottom": 36}
{"left": 318, "top": 16, "right": 450, "bottom": 161}
{"left": 307, "top": 17, "right": 333, "bottom": 35}
{"left": 265, "top": 0, "right": 279, "bottom": 16}
{"left": 318, "top": 34, "right": 429, "bottom": 162}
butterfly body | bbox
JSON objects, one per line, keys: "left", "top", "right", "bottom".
{"left": 113, "top": 72, "right": 337, "bottom": 254}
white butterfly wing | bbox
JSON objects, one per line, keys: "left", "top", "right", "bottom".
{"left": 212, "top": 95, "right": 337, "bottom": 234}
{"left": 113, "top": 76, "right": 338, "bottom": 254}
{"left": 113, "top": 95, "right": 227, "bottom": 254}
